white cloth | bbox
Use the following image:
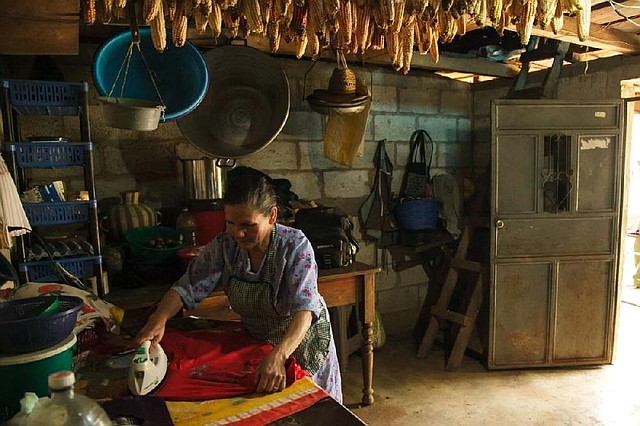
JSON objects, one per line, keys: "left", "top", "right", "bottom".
{"left": 0, "top": 154, "right": 31, "bottom": 249}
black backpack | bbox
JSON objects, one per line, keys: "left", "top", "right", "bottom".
{"left": 294, "top": 206, "right": 360, "bottom": 269}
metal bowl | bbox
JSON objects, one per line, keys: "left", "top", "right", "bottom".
{"left": 177, "top": 45, "right": 290, "bottom": 159}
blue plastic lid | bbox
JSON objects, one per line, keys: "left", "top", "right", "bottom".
{"left": 92, "top": 29, "right": 209, "bottom": 122}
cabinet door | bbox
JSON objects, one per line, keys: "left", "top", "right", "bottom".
{"left": 489, "top": 100, "right": 622, "bottom": 369}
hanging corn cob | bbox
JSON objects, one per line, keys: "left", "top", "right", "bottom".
{"left": 123, "top": 0, "right": 593, "bottom": 75}
{"left": 150, "top": 2, "right": 167, "bottom": 51}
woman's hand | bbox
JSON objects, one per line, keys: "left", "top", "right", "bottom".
{"left": 254, "top": 348, "right": 287, "bottom": 393}
{"left": 135, "top": 312, "right": 168, "bottom": 346}
{"left": 135, "top": 289, "right": 184, "bottom": 346}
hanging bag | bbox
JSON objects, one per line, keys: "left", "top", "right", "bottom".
{"left": 358, "top": 139, "right": 397, "bottom": 247}
{"left": 399, "top": 130, "right": 434, "bottom": 199}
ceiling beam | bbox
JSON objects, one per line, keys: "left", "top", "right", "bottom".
{"left": 495, "top": 16, "right": 640, "bottom": 54}
{"left": 189, "top": 33, "right": 521, "bottom": 78}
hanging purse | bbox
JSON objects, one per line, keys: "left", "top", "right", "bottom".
{"left": 399, "top": 129, "right": 434, "bottom": 199}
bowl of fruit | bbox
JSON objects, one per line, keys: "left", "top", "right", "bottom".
{"left": 125, "top": 226, "right": 185, "bottom": 263}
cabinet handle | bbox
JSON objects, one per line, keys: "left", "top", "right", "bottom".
{"left": 495, "top": 220, "right": 505, "bottom": 229}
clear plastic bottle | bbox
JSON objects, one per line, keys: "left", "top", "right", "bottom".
{"left": 176, "top": 208, "right": 198, "bottom": 246}
{"left": 25, "top": 371, "right": 111, "bottom": 426}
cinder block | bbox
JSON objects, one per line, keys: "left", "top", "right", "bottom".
{"left": 473, "top": 116, "right": 491, "bottom": 143}
{"left": 299, "top": 141, "right": 344, "bottom": 170}
{"left": 377, "top": 286, "right": 421, "bottom": 313}
{"left": 271, "top": 171, "right": 322, "bottom": 200}
{"left": 102, "top": 145, "right": 131, "bottom": 175}
{"left": 279, "top": 111, "right": 324, "bottom": 140}
{"left": 398, "top": 87, "right": 439, "bottom": 114}
{"left": 375, "top": 268, "right": 398, "bottom": 291}
{"left": 441, "top": 90, "right": 471, "bottom": 116}
{"left": 472, "top": 90, "right": 493, "bottom": 116}
{"left": 398, "top": 264, "right": 428, "bottom": 287}
{"left": 239, "top": 141, "right": 298, "bottom": 171}
{"left": 324, "top": 170, "right": 370, "bottom": 198}
{"left": 434, "top": 142, "right": 471, "bottom": 168}
{"left": 417, "top": 116, "right": 458, "bottom": 142}
{"left": 348, "top": 139, "right": 390, "bottom": 169}
{"left": 458, "top": 118, "right": 471, "bottom": 142}
{"left": 95, "top": 177, "right": 138, "bottom": 200}
{"left": 370, "top": 85, "right": 398, "bottom": 112}
{"left": 374, "top": 114, "right": 418, "bottom": 142}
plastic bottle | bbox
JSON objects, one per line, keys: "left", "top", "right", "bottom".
{"left": 176, "top": 208, "right": 198, "bottom": 246}
{"left": 25, "top": 371, "right": 111, "bottom": 426}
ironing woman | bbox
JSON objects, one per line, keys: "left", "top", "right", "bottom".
{"left": 135, "top": 172, "right": 342, "bottom": 402}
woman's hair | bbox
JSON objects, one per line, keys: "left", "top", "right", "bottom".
{"left": 223, "top": 172, "right": 277, "bottom": 216}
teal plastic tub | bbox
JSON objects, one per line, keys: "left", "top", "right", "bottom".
{"left": 0, "top": 333, "right": 76, "bottom": 421}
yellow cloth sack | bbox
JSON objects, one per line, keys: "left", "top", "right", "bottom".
{"left": 323, "top": 101, "right": 371, "bottom": 167}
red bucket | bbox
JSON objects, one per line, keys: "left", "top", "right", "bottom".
{"left": 192, "top": 210, "right": 225, "bottom": 245}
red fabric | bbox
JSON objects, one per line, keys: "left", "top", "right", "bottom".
{"left": 155, "top": 327, "right": 307, "bottom": 400}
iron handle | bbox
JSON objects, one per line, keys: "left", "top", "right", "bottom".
{"left": 495, "top": 220, "right": 505, "bottom": 229}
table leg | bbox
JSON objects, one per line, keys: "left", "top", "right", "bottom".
{"left": 360, "top": 320, "right": 374, "bottom": 405}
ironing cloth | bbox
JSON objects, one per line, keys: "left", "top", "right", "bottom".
{"left": 154, "top": 327, "right": 307, "bottom": 401}
{"left": 0, "top": 154, "right": 30, "bottom": 249}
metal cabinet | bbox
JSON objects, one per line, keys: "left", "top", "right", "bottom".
{"left": 489, "top": 100, "right": 623, "bottom": 368}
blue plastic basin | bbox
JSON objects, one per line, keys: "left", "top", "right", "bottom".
{"left": 92, "top": 29, "right": 209, "bottom": 122}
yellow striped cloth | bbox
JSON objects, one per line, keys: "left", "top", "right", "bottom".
{"left": 166, "top": 376, "right": 328, "bottom": 426}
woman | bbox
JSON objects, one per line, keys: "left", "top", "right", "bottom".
{"left": 136, "top": 173, "right": 342, "bottom": 402}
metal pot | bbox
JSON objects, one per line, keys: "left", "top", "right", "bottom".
{"left": 182, "top": 158, "right": 234, "bottom": 200}
{"left": 177, "top": 44, "right": 290, "bottom": 159}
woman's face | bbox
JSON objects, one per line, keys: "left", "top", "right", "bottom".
{"left": 224, "top": 203, "right": 277, "bottom": 252}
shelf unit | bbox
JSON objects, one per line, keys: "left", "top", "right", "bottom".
{"left": 1, "top": 79, "right": 106, "bottom": 296}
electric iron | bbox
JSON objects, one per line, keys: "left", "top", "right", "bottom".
{"left": 128, "top": 340, "right": 168, "bottom": 396}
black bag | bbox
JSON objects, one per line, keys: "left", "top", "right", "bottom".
{"left": 400, "top": 130, "right": 434, "bottom": 199}
{"left": 294, "top": 206, "right": 360, "bottom": 269}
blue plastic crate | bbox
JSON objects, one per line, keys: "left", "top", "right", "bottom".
{"left": 5, "top": 142, "right": 89, "bottom": 167}
{"left": 19, "top": 256, "right": 102, "bottom": 282}
{"left": 23, "top": 201, "right": 94, "bottom": 226}
{"left": 2, "top": 79, "right": 88, "bottom": 116}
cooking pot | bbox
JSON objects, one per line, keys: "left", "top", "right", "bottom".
{"left": 182, "top": 158, "right": 233, "bottom": 200}
{"left": 177, "top": 44, "right": 290, "bottom": 159}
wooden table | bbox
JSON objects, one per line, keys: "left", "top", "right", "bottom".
{"left": 186, "top": 261, "right": 381, "bottom": 406}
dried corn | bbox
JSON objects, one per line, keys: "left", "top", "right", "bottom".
{"left": 241, "top": 0, "right": 264, "bottom": 33}
{"left": 172, "top": 0, "right": 189, "bottom": 47}
{"left": 209, "top": 1, "right": 223, "bottom": 38}
{"left": 150, "top": 4, "right": 167, "bottom": 52}
{"left": 144, "top": 0, "right": 162, "bottom": 23}
{"left": 576, "top": 1, "right": 590, "bottom": 42}
{"left": 84, "top": 0, "right": 96, "bottom": 25}
{"left": 267, "top": 20, "right": 281, "bottom": 52}
{"left": 296, "top": 33, "right": 308, "bottom": 58}
{"left": 194, "top": 6, "right": 209, "bottom": 33}
{"left": 102, "top": 0, "right": 113, "bottom": 23}
{"left": 401, "top": 20, "right": 416, "bottom": 74}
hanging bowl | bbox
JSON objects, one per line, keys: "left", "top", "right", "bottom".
{"left": 92, "top": 28, "right": 208, "bottom": 122}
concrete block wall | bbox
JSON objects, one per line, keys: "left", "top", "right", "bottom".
{"left": 4, "top": 45, "right": 478, "bottom": 337}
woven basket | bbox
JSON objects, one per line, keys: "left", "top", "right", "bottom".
{"left": 394, "top": 199, "right": 441, "bottom": 231}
